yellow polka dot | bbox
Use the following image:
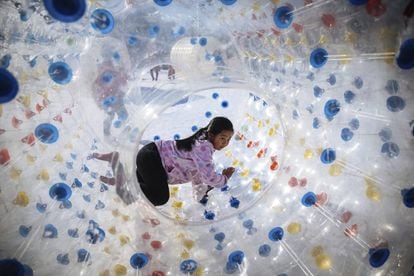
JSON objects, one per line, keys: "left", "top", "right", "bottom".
{"left": 113, "top": 264, "right": 127, "bottom": 276}
{"left": 240, "top": 168, "right": 249, "bottom": 177}
{"left": 304, "top": 149, "right": 314, "bottom": 159}
{"left": 64, "top": 143, "right": 73, "bottom": 149}
{"left": 311, "top": 246, "right": 324, "bottom": 257}
{"left": 315, "top": 254, "right": 332, "bottom": 270}
{"left": 53, "top": 154, "right": 64, "bottom": 162}
{"left": 13, "top": 191, "right": 29, "bottom": 207}
{"left": 108, "top": 226, "right": 117, "bottom": 235}
{"left": 103, "top": 246, "right": 111, "bottom": 254}
{"left": 194, "top": 265, "right": 205, "bottom": 276}
{"left": 119, "top": 235, "right": 130, "bottom": 246}
{"left": 285, "top": 55, "right": 293, "bottom": 63}
{"left": 183, "top": 239, "right": 195, "bottom": 250}
{"left": 287, "top": 222, "right": 301, "bottom": 234}
{"left": 38, "top": 169, "right": 49, "bottom": 181}
{"left": 27, "top": 155, "right": 36, "bottom": 165}
{"left": 181, "top": 250, "right": 190, "bottom": 259}
{"left": 329, "top": 163, "right": 342, "bottom": 176}
{"left": 319, "top": 34, "right": 328, "bottom": 44}
{"left": 366, "top": 186, "right": 381, "bottom": 201}
{"left": 172, "top": 201, "right": 183, "bottom": 209}
{"left": 252, "top": 178, "right": 262, "bottom": 192}
{"left": 99, "top": 270, "right": 110, "bottom": 276}
{"left": 122, "top": 215, "right": 130, "bottom": 222}
{"left": 10, "top": 167, "right": 22, "bottom": 181}
{"left": 112, "top": 209, "right": 120, "bottom": 217}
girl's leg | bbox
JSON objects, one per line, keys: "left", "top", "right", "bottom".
{"left": 136, "top": 143, "right": 169, "bottom": 206}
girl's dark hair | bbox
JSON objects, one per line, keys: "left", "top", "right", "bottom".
{"left": 176, "top": 116, "right": 233, "bottom": 151}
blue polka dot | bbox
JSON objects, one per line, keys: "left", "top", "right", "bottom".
{"left": 112, "top": 52, "right": 120, "bottom": 60}
{"left": 385, "top": 80, "right": 399, "bottom": 94}
{"left": 221, "top": 101, "right": 229, "bottom": 108}
{"left": 173, "top": 134, "right": 180, "bottom": 140}
{"left": 214, "top": 232, "right": 225, "bottom": 242}
{"left": 312, "top": 117, "right": 321, "bottom": 129}
{"left": 327, "top": 74, "right": 336, "bottom": 85}
{"left": 258, "top": 244, "right": 271, "bottom": 257}
{"left": 268, "top": 227, "right": 284, "bottom": 241}
{"left": 48, "top": 62, "right": 72, "bottom": 85}
{"left": 320, "top": 148, "right": 336, "bottom": 164}
{"left": 354, "top": 76, "right": 363, "bottom": 89}
{"left": 199, "top": 37, "right": 207, "bottom": 46}
{"left": 190, "top": 37, "right": 197, "bottom": 45}
{"left": 349, "top": 118, "right": 360, "bottom": 130}
{"left": 153, "top": 135, "right": 160, "bottom": 141}
{"left": 381, "top": 142, "right": 399, "bottom": 158}
{"left": 301, "top": 192, "right": 317, "bottom": 207}
{"left": 344, "top": 90, "right": 356, "bottom": 104}
{"left": 154, "top": 0, "right": 172, "bottom": 6}
{"left": 90, "top": 9, "right": 114, "bottom": 34}
{"left": 313, "top": 85, "right": 325, "bottom": 98}
{"left": 130, "top": 253, "right": 148, "bottom": 269}
{"left": 148, "top": 25, "right": 160, "bottom": 37}
{"left": 35, "top": 123, "right": 59, "bottom": 144}
{"left": 386, "top": 96, "right": 405, "bottom": 112}
{"left": 180, "top": 259, "right": 198, "bottom": 274}
{"left": 378, "top": 127, "right": 392, "bottom": 142}
{"left": 341, "top": 128, "right": 354, "bottom": 141}
{"left": 77, "top": 249, "right": 90, "bottom": 263}
{"left": 205, "top": 111, "right": 212, "bottom": 118}
{"left": 324, "top": 99, "right": 340, "bottom": 121}
{"left": 128, "top": 36, "right": 139, "bottom": 46}
{"left": 212, "top": 92, "right": 219, "bottom": 99}
{"left": 191, "top": 125, "right": 198, "bottom": 132}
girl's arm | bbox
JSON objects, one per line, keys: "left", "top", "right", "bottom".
{"left": 191, "top": 143, "right": 228, "bottom": 188}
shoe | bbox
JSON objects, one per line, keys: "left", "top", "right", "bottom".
{"left": 199, "top": 194, "right": 209, "bottom": 206}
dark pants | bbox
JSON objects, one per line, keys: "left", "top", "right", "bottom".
{"left": 136, "top": 142, "right": 169, "bottom": 206}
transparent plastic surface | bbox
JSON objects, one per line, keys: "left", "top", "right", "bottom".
{"left": 0, "top": 0, "right": 413, "bottom": 275}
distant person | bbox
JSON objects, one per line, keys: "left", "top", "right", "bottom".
{"left": 168, "top": 65, "right": 175, "bottom": 80}
{"left": 150, "top": 65, "right": 161, "bottom": 81}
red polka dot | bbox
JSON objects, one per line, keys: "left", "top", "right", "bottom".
{"left": 151, "top": 240, "right": 162, "bottom": 250}
{"left": 341, "top": 211, "right": 352, "bottom": 223}
{"left": 152, "top": 271, "right": 165, "bottom": 276}
{"left": 288, "top": 177, "right": 298, "bottom": 187}
{"left": 366, "top": 0, "right": 386, "bottom": 17}
{"left": 321, "top": 13, "right": 336, "bottom": 28}
{"left": 142, "top": 232, "right": 151, "bottom": 240}
{"left": 299, "top": 178, "right": 307, "bottom": 187}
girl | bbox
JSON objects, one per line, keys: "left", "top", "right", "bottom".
{"left": 136, "top": 116, "right": 236, "bottom": 206}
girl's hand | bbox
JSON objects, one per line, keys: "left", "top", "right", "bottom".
{"left": 222, "top": 167, "right": 235, "bottom": 179}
